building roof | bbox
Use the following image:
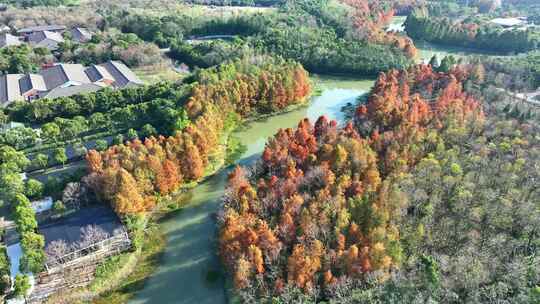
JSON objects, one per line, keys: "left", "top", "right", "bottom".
{"left": 85, "top": 65, "right": 114, "bottom": 83}
{"left": 490, "top": 17, "right": 525, "bottom": 27}
{"left": 40, "top": 63, "right": 91, "bottom": 89}
{"left": 17, "top": 25, "right": 66, "bottom": 34}
{"left": 19, "top": 74, "right": 47, "bottom": 94}
{"left": 42, "top": 83, "right": 102, "bottom": 99}
{"left": 31, "top": 196, "right": 53, "bottom": 213}
{"left": 70, "top": 27, "right": 92, "bottom": 42}
{"left": 28, "top": 30, "right": 64, "bottom": 45}
{"left": 0, "top": 121, "right": 24, "bottom": 131}
{"left": 39, "top": 205, "right": 124, "bottom": 247}
{"left": 0, "top": 33, "right": 21, "bottom": 48}
{"left": 0, "top": 74, "right": 24, "bottom": 106}
{"left": 100, "top": 60, "right": 144, "bottom": 88}
{"left": 0, "top": 60, "right": 142, "bottom": 107}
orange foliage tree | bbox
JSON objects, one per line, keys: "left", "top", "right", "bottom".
{"left": 218, "top": 64, "right": 484, "bottom": 297}
{"left": 341, "top": 0, "right": 419, "bottom": 58}
{"left": 85, "top": 57, "right": 311, "bottom": 216}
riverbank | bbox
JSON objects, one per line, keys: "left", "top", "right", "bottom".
{"left": 388, "top": 16, "right": 509, "bottom": 63}
{"left": 43, "top": 76, "right": 372, "bottom": 304}
{"left": 128, "top": 76, "right": 373, "bottom": 304}
{"left": 42, "top": 96, "right": 311, "bottom": 304}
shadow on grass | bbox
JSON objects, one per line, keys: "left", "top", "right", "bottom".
{"left": 93, "top": 228, "right": 167, "bottom": 304}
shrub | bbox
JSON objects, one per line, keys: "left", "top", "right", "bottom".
{"left": 13, "top": 274, "right": 29, "bottom": 298}
{"left": 94, "top": 139, "right": 108, "bottom": 152}
{"left": 25, "top": 179, "right": 44, "bottom": 199}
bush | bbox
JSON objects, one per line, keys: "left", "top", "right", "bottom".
{"left": 13, "top": 194, "right": 37, "bottom": 234}
{"left": 0, "top": 246, "right": 10, "bottom": 296}
{"left": 31, "top": 153, "right": 49, "bottom": 171}
{"left": 126, "top": 129, "right": 138, "bottom": 141}
{"left": 94, "top": 139, "right": 108, "bottom": 152}
{"left": 19, "top": 232, "right": 45, "bottom": 273}
{"left": 25, "top": 179, "right": 44, "bottom": 199}
{"left": 124, "top": 214, "right": 146, "bottom": 250}
{"left": 140, "top": 124, "right": 157, "bottom": 138}
{"left": 13, "top": 274, "right": 29, "bottom": 298}
{"left": 52, "top": 147, "right": 67, "bottom": 166}
{"left": 52, "top": 200, "right": 66, "bottom": 215}
{"left": 113, "top": 134, "right": 124, "bottom": 145}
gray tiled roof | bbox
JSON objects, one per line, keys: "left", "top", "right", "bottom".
{"left": 28, "top": 30, "right": 64, "bottom": 44}
{"left": 0, "top": 74, "right": 24, "bottom": 105}
{"left": 42, "top": 83, "right": 102, "bottom": 99}
{"left": 0, "top": 60, "right": 142, "bottom": 107}
{"left": 0, "top": 33, "right": 22, "bottom": 48}
{"left": 17, "top": 25, "right": 66, "bottom": 34}
{"left": 70, "top": 27, "right": 92, "bottom": 42}
{"left": 19, "top": 74, "right": 47, "bottom": 94}
{"left": 39, "top": 205, "right": 124, "bottom": 248}
{"left": 100, "top": 61, "right": 144, "bottom": 88}
{"left": 85, "top": 65, "right": 114, "bottom": 83}
{"left": 40, "top": 64, "right": 91, "bottom": 89}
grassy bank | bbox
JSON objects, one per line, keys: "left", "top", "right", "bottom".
{"left": 44, "top": 225, "right": 165, "bottom": 304}
{"left": 91, "top": 224, "right": 166, "bottom": 304}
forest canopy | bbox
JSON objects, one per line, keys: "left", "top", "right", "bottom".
{"left": 84, "top": 56, "right": 311, "bottom": 215}
{"left": 218, "top": 64, "right": 539, "bottom": 303}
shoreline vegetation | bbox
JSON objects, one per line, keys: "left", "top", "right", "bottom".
{"left": 45, "top": 62, "right": 314, "bottom": 303}
{"left": 217, "top": 62, "right": 538, "bottom": 303}
{"left": 64, "top": 70, "right": 370, "bottom": 303}
{"left": 1, "top": 1, "right": 537, "bottom": 303}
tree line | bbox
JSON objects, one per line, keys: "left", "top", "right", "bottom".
{"left": 111, "top": 1, "right": 415, "bottom": 77}
{"left": 405, "top": 7, "right": 540, "bottom": 53}
{"left": 84, "top": 56, "right": 311, "bottom": 216}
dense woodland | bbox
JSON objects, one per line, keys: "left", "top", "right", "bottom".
{"left": 186, "top": 0, "right": 284, "bottom": 6}
{"left": 218, "top": 64, "right": 539, "bottom": 303}
{"left": 0, "top": 0, "right": 539, "bottom": 302}
{"left": 1, "top": 0, "right": 78, "bottom": 8}
{"left": 405, "top": 7, "right": 540, "bottom": 53}
{"left": 478, "top": 50, "right": 540, "bottom": 90}
{"left": 84, "top": 56, "right": 310, "bottom": 215}
{"left": 113, "top": 0, "right": 416, "bottom": 76}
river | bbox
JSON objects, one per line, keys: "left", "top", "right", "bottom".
{"left": 129, "top": 76, "right": 375, "bottom": 304}
{"left": 130, "top": 15, "right": 500, "bottom": 303}
{"left": 389, "top": 16, "right": 503, "bottom": 63}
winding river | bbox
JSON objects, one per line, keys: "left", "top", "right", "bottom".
{"left": 130, "top": 16, "right": 499, "bottom": 303}
{"left": 130, "top": 77, "right": 374, "bottom": 304}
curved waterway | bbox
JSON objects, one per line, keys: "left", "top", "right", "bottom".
{"left": 129, "top": 17, "right": 503, "bottom": 304}
{"left": 129, "top": 76, "right": 374, "bottom": 304}
{"left": 389, "top": 16, "right": 506, "bottom": 63}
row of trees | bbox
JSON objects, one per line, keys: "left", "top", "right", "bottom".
{"left": 478, "top": 50, "right": 540, "bottom": 90}
{"left": 2, "top": 0, "right": 77, "bottom": 8}
{"left": 85, "top": 56, "right": 311, "bottom": 215}
{"left": 13, "top": 194, "right": 45, "bottom": 274}
{"left": 4, "top": 82, "right": 181, "bottom": 125}
{"left": 0, "top": 146, "right": 45, "bottom": 278}
{"left": 112, "top": 1, "right": 414, "bottom": 76}
{"left": 0, "top": 44, "right": 53, "bottom": 74}
{"left": 185, "top": 0, "right": 284, "bottom": 6}
{"left": 0, "top": 246, "right": 9, "bottom": 297}
{"left": 218, "top": 64, "right": 488, "bottom": 301}
{"left": 405, "top": 7, "right": 540, "bottom": 53}
{"left": 59, "top": 30, "right": 163, "bottom": 68}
